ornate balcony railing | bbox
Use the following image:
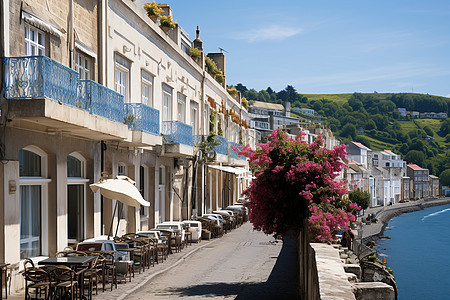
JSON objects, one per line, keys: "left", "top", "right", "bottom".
{"left": 193, "top": 134, "right": 228, "bottom": 155}
{"left": 124, "top": 103, "right": 160, "bottom": 135}
{"left": 228, "top": 141, "right": 246, "bottom": 160}
{"left": 78, "top": 80, "right": 124, "bottom": 123}
{"left": 3, "top": 56, "right": 79, "bottom": 106}
{"left": 162, "top": 121, "right": 192, "bottom": 146}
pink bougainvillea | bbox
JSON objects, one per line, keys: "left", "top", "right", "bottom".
{"left": 234, "top": 129, "right": 359, "bottom": 241}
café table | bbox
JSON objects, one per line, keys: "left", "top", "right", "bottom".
{"left": 0, "top": 263, "right": 9, "bottom": 299}
{"left": 38, "top": 256, "right": 97, "bottom": 300}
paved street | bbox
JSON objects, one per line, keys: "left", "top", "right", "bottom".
{"left": 124, "top": 222, "right": 298, "bottom": 300}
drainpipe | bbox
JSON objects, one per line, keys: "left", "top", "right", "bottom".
{"left": 100, "top": 141, "right": 106, "bottom": 234}
{"left": 68, "top": 0, "right": 74, "bottom": 68}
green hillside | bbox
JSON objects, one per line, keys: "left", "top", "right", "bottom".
{"left": 301, "top": 94, "right": 353, "bottom": 104}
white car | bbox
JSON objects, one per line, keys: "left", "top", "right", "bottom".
{"left": 203, "top": 214, "right": 225, "bottom": 226}
{"left": 155, "top": 222, "right": 186, "bottom": 242}
{"left": 182, "top": 220, "right": 202, "bottom": 242}
{"left": 137, "top": 230, "right": 164, "bottom": 243}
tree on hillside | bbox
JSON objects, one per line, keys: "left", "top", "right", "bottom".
{"left": 266, "top": 87, "right": 275, "bottom": 95}
{"left": 439, "top": 169, "right": 450, "bottom": 186}
{"left": 439, "top": 119, "right": 450, "bottom": 137}
{"left": 348, "top": 188, "right": 370, "bottom": 215}
{"left": 235, "top": 83, "right": 247, "bottom": 94}
{"left": 341, "top": 123, "right": 357, "bottom": 139}
{"left": 405, "top": 150, "right": 426, "bottom": 166}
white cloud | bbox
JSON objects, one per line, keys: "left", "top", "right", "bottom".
{"left": 446, "top": 94, "right": 450, "bottom": 98}
{"left": 235, "top": 25, "right": 302, "bottom": 42}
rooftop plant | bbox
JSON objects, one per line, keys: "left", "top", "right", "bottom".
{"left": 144, "top": 2, "right": 163, "bottom": 18}
{"left": 227, "top": 87, "right": 239, "bottom": 97}
{"left": 205, "top": 57, "right": 220, "bottom": 76}
{"left": 159, "top": 15, "right": 177, "bottom": 28}
{"left": 215, "top": 73, "right": 225, "bottom": 85}
{"left": 189, "top": 47, "right": 201, "bottom": 58}
{"left": 241, "top": 97, "right": 249, "bottom": 110}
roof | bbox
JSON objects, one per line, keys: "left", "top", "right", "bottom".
{"left": 407, "top": 164, "right": 427, "bottom": 171}
{"left": 429, "top": 175, "right": 439, "bottom": 179}
{"left": 351, "top": 141, "right": 369, "bottom": 150}
{"left": 251, "top": 101, "right": 284, "bottom": 111}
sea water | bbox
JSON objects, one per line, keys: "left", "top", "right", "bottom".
{"left": 376, "top": 204, "right": 450, "bottom": 300}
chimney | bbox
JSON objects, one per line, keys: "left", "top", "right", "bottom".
{"left": 157, "top": 3, "right": 172, "bottom": 17}
{"left": 285, "top": 101, "right": 291, "bottom": 117}
{"left": 193, "top": 26, "right": 203, "bottom": 51}
{"left": 206, "top": 53, "right": 225, "bottom": 75}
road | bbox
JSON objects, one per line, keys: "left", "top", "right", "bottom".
{"left": 126, "top": 222, "right": 298, "bottom": 299}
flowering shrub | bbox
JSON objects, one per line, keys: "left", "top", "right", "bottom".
{"left": 235, "top": 129, "right": 357, "bottom": 240}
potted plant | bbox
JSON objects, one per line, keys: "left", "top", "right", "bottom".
{"left": 189, "top": 48, "right": 201, "bottom": 61}
{"left": 159, "top": 15, "right": 177, "bottom": 33}
{"left": 144, "top": 2, "right": 163, "bottom": 22}
{"left": 125, "top": 113, "right": 136, "bottom": 128}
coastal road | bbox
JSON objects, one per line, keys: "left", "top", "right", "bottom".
{"left": 125, "top": 222, "right": 298, "bottom": 299}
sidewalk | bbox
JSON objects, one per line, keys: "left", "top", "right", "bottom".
{"left": 7, "top": 236, "right": 219, "bottom": 300}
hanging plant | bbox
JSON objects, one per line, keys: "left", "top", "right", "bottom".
{"left": 218, "top": 119, "right": 223, "bottom": 136}
{"left": 160, "top": 15, "right": 177, "bottom": 29}
{"left": 241, "top": 97, "right": 249, "bottom": 110}
{"left": 209, "top": 110, "right": 217, "bottom": 135}
{"left": 189, "top": 47, "right": 201, "bottom": 58}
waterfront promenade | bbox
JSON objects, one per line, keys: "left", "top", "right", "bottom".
{"left": 359, "top": 197, "right": 450, "bottom": 239}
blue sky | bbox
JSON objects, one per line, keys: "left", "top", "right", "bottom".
{"left": 143, "top": 1, "right": 450, "bottom": 97}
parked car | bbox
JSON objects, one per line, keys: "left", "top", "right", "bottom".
{"left": 136, "top": 230, "right": 164, "bottom": 243}
{"left": 155, "top": 222, "right": 186, "bottom": 243}
{"left": 76, "top": 236, "right": 129, "bottom": 261}
{"left": 182, "top": 220, "right": 202, "bottom": 242}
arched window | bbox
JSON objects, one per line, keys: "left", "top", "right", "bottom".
{"left": 67, "top": 153, "right": 88, "bottom": 244}
{"left": 19, "top": 146, "right": 50, "bottom": 259}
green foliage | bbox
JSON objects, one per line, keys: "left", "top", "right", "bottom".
{"left": 440, "top": 119, "right": 450, "bottom": 136}
{"left": 205, "top": 57, "right": 220, "bottom": 75}
{"left": 227, "top": 87, "right": 239, "bottom": 96}
{"left": 405, "top": 150, "right": 426, "bottom": 166}
{"left": 341, "top": 123, "right": 357, "bottom": 139}
{"left": 439, "top": 169, "right": 450, "bottom": 186}
{"left": 209, "top": 110, "right": 216, "bottom": 135}
{"left": 348, "top": 188, "right": 371, "bottom": 211}
{"left": 144, "top": 2, "right": 164, "bottom": 18}
{"left": 217, "top": 119, "right": 223, "bottom": 136}
{"left": 189, "top": 47, "right": 201, "bottom": 58}
{"left": 241, "top": 97, "right": 249, "bottom": 110}
{"left": 159, "top": 15, "right": 176, "bottom": 28}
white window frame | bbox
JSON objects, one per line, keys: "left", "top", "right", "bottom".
{"left": 75, "top": 52, "right": 91, "bottom": 80}
{"left": 19, "top": 145, "right": 51, "bottom": 259}
{"left": 25, "top": 24, "right": 45, "bottom": 56}
{"left": 115, "top": 54, "right": 130, "bottom": 102}
{"left": 177, "top": 93, "right": 186, "bottom": 123}
{"left": 162, "top": 84, "right": 172, "bottom": 121}
{"left": 67, "top": 152, "right": 88, "bottom": 244}
{"left": 190, "top": 101, "right": 198, "bottom": 135}
{"left": 141, "top": 70, "right": 153, "bottom": 107}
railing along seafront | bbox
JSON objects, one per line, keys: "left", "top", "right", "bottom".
{"left": 228, "top": 141, "right": 245, "bottom": 160}
{"left": 124, "top": 103, "right": 160, "bottom": 135}
{"left": 162, "top": 121, "right": 193, "bottom": 146}
{"left": 193, "top": 134, "right": 228, "bottom": 155}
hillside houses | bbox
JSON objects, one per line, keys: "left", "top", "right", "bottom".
{"left": 345, "top": 141, "right": 439, "bottom": 207}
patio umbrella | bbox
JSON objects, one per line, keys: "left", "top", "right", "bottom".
{"left": 90, "top": 175, "right": 150, "bottom": 238}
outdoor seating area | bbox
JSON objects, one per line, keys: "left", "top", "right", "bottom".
{"left": 17, "top": 203, "right": 248, "bottom": 299}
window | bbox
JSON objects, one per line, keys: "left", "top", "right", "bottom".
{"left": 75, "top": 52, "right": 91, "bottom": 80}
{"left": 162, "top": 84, "right": 172, "bottom": 121}
{"left": 25, "top": 24, "right": 45, "bottom": 56}
{"left": 139, "top": 166, "right": 146, "bottom": 217}
{"left": 19, "top": 147, "right": 50, "bottom": 259}
{"left": 385, "top": 162, "right": 390, "bottom": 167}
{"left": 115, "top": 55, "right": 131, "bottom": 102}
{"left": 177, "top": 93, "right": 186, "bottom": 123}
{"left": 67, "top": 153, "right": 88, "bottom": 244}
{"left": 141, "top": 71, "right": 153, "bottom": 106}
{"left": 190, "top": 101, "right": 198, "bottom": 134}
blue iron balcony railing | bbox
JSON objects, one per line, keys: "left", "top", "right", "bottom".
{"left": 162, "top": 121, "right": 193, "bottom": 146}
{"left": 78, "top": 80, "right": 124, "bottom": 123}
{"left": 124, "top": 103, "right": 160, "bottom": 135}
{"left": 3, "top": 56, "right": 79, "bottom": 106}
{"left": 193, "top": 135, "right": 228, "bottom": 155}
{"left": 228, "top": 141, "right": 246, "bottom": 160}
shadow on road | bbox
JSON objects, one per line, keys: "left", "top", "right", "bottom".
{"left": 168, "top": 237, "right": 299, "bottom": 299}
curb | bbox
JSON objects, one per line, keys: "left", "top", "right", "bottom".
{"left": 116, "top": 239, "right": 217, "bottom": 300}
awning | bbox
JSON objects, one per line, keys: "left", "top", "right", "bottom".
{"left": 208, "top": 165, "right": 248, "bottom": 175}
{"left": 22, "top": 10, "right": 63, "bottom": 38}
{"left": 90, "top": 176, "right": 150, "bottom": 208}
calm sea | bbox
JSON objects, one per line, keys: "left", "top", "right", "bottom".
{"left": 376, "top": 204, "right": 450, "bottom": 300}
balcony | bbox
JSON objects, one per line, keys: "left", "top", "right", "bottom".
{"left": 79, "top": 80, "right": 124, "bottom": 124}
{"left": 228, "top": 141, "right": 246, "bottom": 161}
{"left": 124, "top": 103, "right": 160, "bottom": 135}
{"left": 3, "top": 56, "right": 78, "bottom": 105}
{"left": 123, "top": 103, "right": 162, "bottom": 146}
{"left": 162, "top": 121, "right": 193, "bottom": 157}
{"left": 193, "top": 135, "right": 228, "bottom": 155}
{"left": 2, "top": 56, "right": 128, "bottom": 140}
